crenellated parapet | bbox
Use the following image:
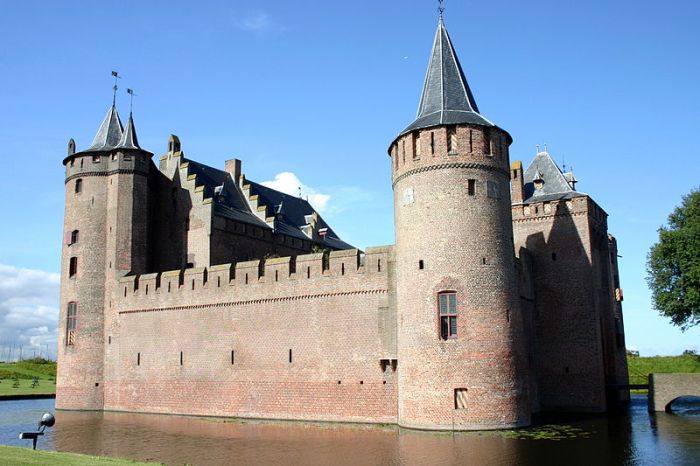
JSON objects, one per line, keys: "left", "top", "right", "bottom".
{"left": 389, "top": 124, "right": 511, "bottom": 192}
{"left": 116, "top": 246, "right": 393, "bottom": 311}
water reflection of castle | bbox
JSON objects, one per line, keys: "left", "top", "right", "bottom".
{"left": 56, "top": 16, "right": 629, "bottom": 430}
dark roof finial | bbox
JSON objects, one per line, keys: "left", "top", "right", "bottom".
{"left": 438, "top": 0, "right": 445, "bottom": 18}
{"left": 111, "top": 71, "right": 121, "bottom": 107}
{"left": 127, "top": 88, "right": 136, "bottom": 115}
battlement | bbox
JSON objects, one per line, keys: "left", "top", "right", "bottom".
{"left": 390, "top": 125, "right": 511, "bottom": 189}
{"left": 511, "top": 195, "right": 608, "bottom": 230}
{"left": 116, "top": 246, "right": 393, "bottom": 311}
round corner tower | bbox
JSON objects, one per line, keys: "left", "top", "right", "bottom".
{"left": 391, "top": 18, "right": 530, "bottom": 430}
{"left": 57, "top": 104, "right": 153, "bottom": 410}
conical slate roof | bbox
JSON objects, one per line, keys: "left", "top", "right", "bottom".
{"left": 117, "top": 113, "right": 141, "bottom": 150}
{"left": 398, "top": 18, "right": 495, "bottom": 137}
{"left": 88, "top": 105, "right": 124, "bottom": 151}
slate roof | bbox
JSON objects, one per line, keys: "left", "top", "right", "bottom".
{"left": 88, "top": 105, "right": 124, "bottom": 151}
{"left": 397, "top": 18, "right": 502, "bottom": 138}
{"left": 184, "top": 159, "right": 267, "bottom": 227}
{"left": 184, "top": 158, "right": 353, "bottom": 250}
{"left": 117, "top": 113, "right": 141, "bottom": 150}
{"left": 522, "top": 151, "right": 587, "bottom": 204}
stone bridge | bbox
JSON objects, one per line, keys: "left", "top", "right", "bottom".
{"left": 648, "top": 373, "right": 700, "bottom": 412}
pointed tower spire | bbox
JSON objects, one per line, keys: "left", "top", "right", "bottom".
{"left": 117, "top": 88, "right": 141, "bottom": 150}
{"left": 117, "top": 113, "right": 141, "bottom": 150}
{"left": 88, "top": 105, "right": 124, "bottom": 151}
{"left": 398, "top": 17, "right": 496, "bottom": 137}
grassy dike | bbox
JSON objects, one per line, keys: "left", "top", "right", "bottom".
{"left": 0, "top": 359, "right": 56, "bottom": 397}
{"left": 0, "top": 446, "right": 153, "bottom": 465}
{"left": 627, "top": 354, "right": 700, "bottom": 386}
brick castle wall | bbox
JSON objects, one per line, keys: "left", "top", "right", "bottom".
{"left": 512, "top": 196, "right": 617, "bottom": 411}
{"left": 98, "top": 247, "right": 398, "bottom": 424}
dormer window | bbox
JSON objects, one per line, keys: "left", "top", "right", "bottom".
{"left": 533, "top": 169, "right": 544, "bottom": 190}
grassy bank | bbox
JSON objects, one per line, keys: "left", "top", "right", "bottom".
{"left": 0, "top": 359, "right": 56, "bottom": 397}
{"left": 0, "top": 445, "right": 152, "bottom": 465}
{"left": 628, "top": 354, "right": 700, "bottom": 385}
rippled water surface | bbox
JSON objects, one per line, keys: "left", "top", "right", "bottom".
{"left": 1, "top": 395, "right": 699, "bottom": 465}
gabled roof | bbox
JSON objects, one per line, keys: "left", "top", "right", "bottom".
{"left": 88, "top": 105, "right": 123, "bottom": 151}
{"left": 246, "top": 181, "right": 353, "bottom": 250}
{"left": 522, "top": 151, "right": 586, "bottom": 204}
{"left": 396, "top": 18, "right": 498, "bottom": 138}
{"left": 183, "top": 158, "right": 353, "bottom": 250}
{"left": 117, "top": 113, "right": 141, "bottom": 150}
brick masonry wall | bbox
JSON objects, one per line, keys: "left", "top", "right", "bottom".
{"left": 607, "top": 235, "right": 630, "bottom": 402}
{"left": 210, "top": 219, "right": 310, "bottom": 265}
{"left": 101, "top": 247, "right": 398, "bottom": 424}
{"left": 150, "top": 170, "right": 189, "bottom": 272}
{"left": 391, "top": 124, "right": 530, "bottom": 430}
{"left": 512, "top": 196, "right": 614, "bottom": 412}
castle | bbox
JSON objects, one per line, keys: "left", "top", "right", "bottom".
{"left": 57, "top": 18, "right": 629, "bottom": 430}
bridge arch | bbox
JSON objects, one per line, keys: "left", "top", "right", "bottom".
{"left": 664, "top": 395, "right": 700, "bottom": 413}
{"left": 649, "top": 373, "right": 700, "bottom": 412}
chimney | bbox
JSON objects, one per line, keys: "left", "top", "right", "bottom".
{"left": 225, "top": 159, "right": 242, "bottom": 184}
{"left": 511, "top": 161, "right": 525, "bottom": 204}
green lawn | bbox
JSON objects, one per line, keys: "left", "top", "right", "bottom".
{"left": 628, "top": 354, "right": 700, "bottom": 385}
{"left": 0, "top": 359, "right": 56, "bottom": 397}
{"left": 0, "top": 446, "right": 152, "bottom": 465}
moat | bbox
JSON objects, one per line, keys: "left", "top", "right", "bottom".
{"left": 1, "top": 395, "right": 699, "bottom": 465}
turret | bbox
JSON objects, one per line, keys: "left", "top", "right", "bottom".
{"left": 390, "top": 17, "right": 530, "bottom": 430}
{"left": 57, "top": 102, "right": 153, "bottom": 410}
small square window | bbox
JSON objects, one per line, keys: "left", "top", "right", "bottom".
{"left": 454, "top": 388, "right": 468, "bottom": 409}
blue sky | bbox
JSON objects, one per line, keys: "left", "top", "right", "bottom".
{"left": 0, "top": 0, "right": 698, "bottom": 358}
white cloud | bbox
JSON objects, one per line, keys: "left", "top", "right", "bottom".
{"left": 234, "top": 12, "right": 285, "bottom": 36}
{"left": 261, "top": 172, "right": 331, "bottom": 213}
{"left": 0, "top": 264, "right": 59, "bottom": 361}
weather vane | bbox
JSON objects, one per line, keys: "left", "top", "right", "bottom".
{"left": 438, "top": 0, "right": 445, "bottom": 17}
{"left": 111, "top": 71, "right": 121, "bottom": 106}
{"left": 127, "top": 88, "right": 136, "bottom": 114}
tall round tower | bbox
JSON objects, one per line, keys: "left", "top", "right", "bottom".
{"left": 57, "top": 103, "right": 152, "bottom": 410}
{"left": 391, "top": 18, "right": 530, "bottom": 430}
